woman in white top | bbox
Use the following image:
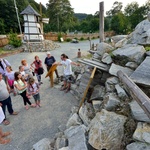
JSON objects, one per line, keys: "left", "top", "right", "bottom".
{"left": 5, "top": 66, "right": 16, "bottom": 95}
{"left": 14, "top": 72, "right": 35, "bottom": 110}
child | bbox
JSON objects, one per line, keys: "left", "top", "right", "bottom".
{"left": 19, "top": 66, "right": 29, "bottom": 81}
{"left": 28, "top": 78, "right": 41, "bottom": 108}
{"left": 14, "top": 72, "right": 35, "bottom": 110}
{"left": 5, "top": 66, "right": 16, "bottom": 96}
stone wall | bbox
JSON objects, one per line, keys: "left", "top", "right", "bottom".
{"left": 0, "top": 35, "right": 9, "bottom": 47}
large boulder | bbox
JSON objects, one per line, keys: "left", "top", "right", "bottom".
{"left": 115, "top": 38, "right": 128, "bottom": 48}
{"left": 111, "top": 35, "right": 128, "bottom": 45}
{"left": 90, "top": 85, "right": 105, "bottom": 101}
{"left": 88, "top": 109, "right": 127, "bottom": 150}
{"left": 129, "top": 100, "right": 150, "bottom": 123}
{"left": 96, "top": 42, "right": 114, "bottom": 58}
{"left": 128, "top": 19, "right": 150, "bottom": 45}
{"left": 64, "top": 125, "right": 88, "bottom": 150}
{"left": 126, "top": 142, "right": 150, "bottom": 150}
{"left": 133, "top": 122, "right": 150, "bottom": 144}
{"left": 66, "top": 113, "right": 82, "bottom": 129}
{"left": 105, "top": 76, "right": 119, "bottom": 92}
{"left": 109, "top": 63, "right": 133, "bottom": 77}
{"left": 104, "top": 93, "right": 121, "bottom": 111}
{"left": 130, "top": 56, "right": 150, "bottom": 87}
{"left": 79, "top": 103, "right": 95, "bottom": 126}
{"left": 32, "top": 138, "right": 51, "bottom": 150}
{"left": 112, "top": 44, "right": 146, "bottom": 64}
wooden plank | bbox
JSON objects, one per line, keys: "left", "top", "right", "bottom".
{"left": 117, "top": 70, "right": 150, "bottom": 119}
{"left": 45, "top": 64, "right": 58, "bottom": 87}
{"left": 83, "top": 59, "right": 109, "bottom": 69}
{"left": 78, "top": 67, "right": 97, "bottom": 111}
{"left": 78, "top": 59, "right": 109, "bottom": 72}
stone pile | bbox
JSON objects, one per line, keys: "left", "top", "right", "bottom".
{"left": 24, "top": 40, "right": 60, "bottom": 52}
{"left": 32, "top": 17, "right": 150, "bottom": 150}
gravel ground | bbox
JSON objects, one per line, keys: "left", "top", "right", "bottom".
{"left": 0, "top": 39, "right": 99, "bottom": 150}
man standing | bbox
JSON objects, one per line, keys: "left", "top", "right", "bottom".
{"left": 44, "top": 51, "right": 59, "bottom": 78}
{"left": 53, "top": 54, "right": 80, "bottom": 93}
{"left": 0, "top": 73, "right": 18, "bottom": 125}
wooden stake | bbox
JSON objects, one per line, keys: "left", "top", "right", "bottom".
{"left": 78, "top": 67, "right": 97, "bottom": 112}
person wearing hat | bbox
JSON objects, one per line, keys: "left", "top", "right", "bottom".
{"left": 44, "top": 51, "right": 59, "bottom": 78}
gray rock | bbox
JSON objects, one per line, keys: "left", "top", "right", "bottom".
{"left": 112, "top": 44, "right": 146, "bottom": 64}
{"left": 79, "top": 103, "right": 95, "bottom": 126}
{"left": 126, "top": 142, "right": 150, "bottom": 150}
{"left": 105, "top": 77, "right": 119, "bottom": 92}
{"left": 58, "top": 124, "right": 66, "bottom": 132}
{"left": 115, "top": 84, "right": 128, "bottom": 100}
{"left": 133, "top": 122, "right": 150, "bottom": 144}
{"left": 111, "top": 35, "right": 128, "bottom": 45}
{"left": 146, "top": 50, "right": 150, "bottom": 56}
{"left": 93, "top": 52, "right": 101, "bottom": 59}
{"left": 59, "top": 147, "right": 69, "bottom": 150}
{"left": 130, "top": 57, "right": 150, "bottom": 87}
{"left": 33, "top": 138, "right": 50, "bottom": 150}
{"left": 128, "top": 19, "right": 150, "bottom": 45}
{"left": 129, "top": 100, "right": 150, "bottom": 123}
{"left": 125, "top": 62, "right": 138, "bottom": 69}
{"left": 90, "top": 85, "right": 105, "bottom": 101}
{"left": 55, "top": 137, "right": 67, "bottom": 150}
{"left": 88, "top": 109, "right": 127, "bottom": 150}
{"left": 104, "top": 93, "right": 121, "bottom": 111}
{"left": 101, "top": 53, "right": 113, "bottom": 64}
{"left": 66, "top": 113, "right": 82, "bottom": 129}
{"left": 92, "top": 100, "right": 103, "bottom": 113}
{"left": 64, "top": 125, "right": 88, "bottom": 150}
{"left": 109, "top": 63, "right": 133, "bottom": 77}
{"left": 115, "top": 38, "right": 127, "bottom": 48}
{"left": 96, "top": 42, "right": 114, "bottom": 58}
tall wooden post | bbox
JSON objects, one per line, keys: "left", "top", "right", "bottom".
{"left": 99, "top": 1, "right": 104, "bottom": 42}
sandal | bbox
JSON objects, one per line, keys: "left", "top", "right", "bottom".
{"left": 11, "top": 112, "right": 18, "bottom": 115}
{"left": 2, "top": 132, "right": 11, "bottom": 137}
{"left": 65, "top": 88, "right": 70, "bottom": 93}
{"left": 60, "top": 86, "right": 67, "bottom": 91}
{"left": 0, "top": 138, "right": 11, "bottom": 144}
{"left": 3, "top": 120, "right": 10, "bottom": 125}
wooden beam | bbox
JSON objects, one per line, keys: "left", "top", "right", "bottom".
{"left": 78, "top": 67, "right": 97, "bottom": 111}
{"left": 78, "top": 59, "right": 109, "bottom": 71}
{"left": 117, "top": 70, "right": 150, "bottom": 119}
{"left": 45, "top": 65, "right": 58, "bottom": 87}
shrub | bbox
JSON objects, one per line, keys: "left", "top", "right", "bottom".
{"left": 8, "top": 32, "right": 22, "bottom": 47}
{"left": 57, "top": 32, "right": 62, "bottom": 42}
{"left": 66, "top": 38, "right": 71, "bottom": 42}
{"left": 80, "top": 37, "right": 84, "bottom": 41}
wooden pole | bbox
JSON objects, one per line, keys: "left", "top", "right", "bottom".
{"left": 78, "top": 67, "right": 97, "bottom": 112}
{"left": 99, "top": 1, "right": 104, "bottom": 42}
{"left": 117, "top": 70, "right": 150, "bottom": 119}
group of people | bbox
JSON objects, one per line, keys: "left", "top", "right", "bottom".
{"left": 0, "top": 51, "right": 80, "bottom": 144}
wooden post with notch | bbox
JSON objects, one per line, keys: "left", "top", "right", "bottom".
{"left": 45, "top": 65, "right": 58, "bottom": 87}
{"left": 78, "top": 67, "right": 97, "bottom": 112}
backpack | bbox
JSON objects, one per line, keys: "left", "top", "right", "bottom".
{"left": 37, "top": 67, "right": 44, "bottom": 75}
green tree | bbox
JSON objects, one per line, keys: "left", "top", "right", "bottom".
{"left": 46, "top": 0, "right": 75, "bottom": 32}
{"left": 0, "top": 18, "right": 5, "bottom": 34}
{"left": 106, "top": 1, "right": 123, "bottom": 16}
{"left": 110, "top": 12, "right": 128, "bottom": 34}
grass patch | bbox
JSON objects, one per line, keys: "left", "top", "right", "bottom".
{"left": 81, "top": 53, "right": 92, "bottom": 59}
{"left": 144, "top": 46, "right": 150, "bottom": 51}
{"left": 0, "top": 48, "right": 12, "bottom": 54}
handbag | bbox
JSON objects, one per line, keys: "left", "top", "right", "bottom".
{"left": 37, "top": 67, "right": 44, "bottom": 75}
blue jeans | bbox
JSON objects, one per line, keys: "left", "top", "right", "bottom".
{"left": 36, "top": 73, "right": 41, "bottom": 83}
{"left": 0, "top": 96, "right": 14, "bottom": 119}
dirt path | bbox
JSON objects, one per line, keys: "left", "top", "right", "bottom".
{"left": 0, "top": 39, "right": 99, "bottom": 150}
